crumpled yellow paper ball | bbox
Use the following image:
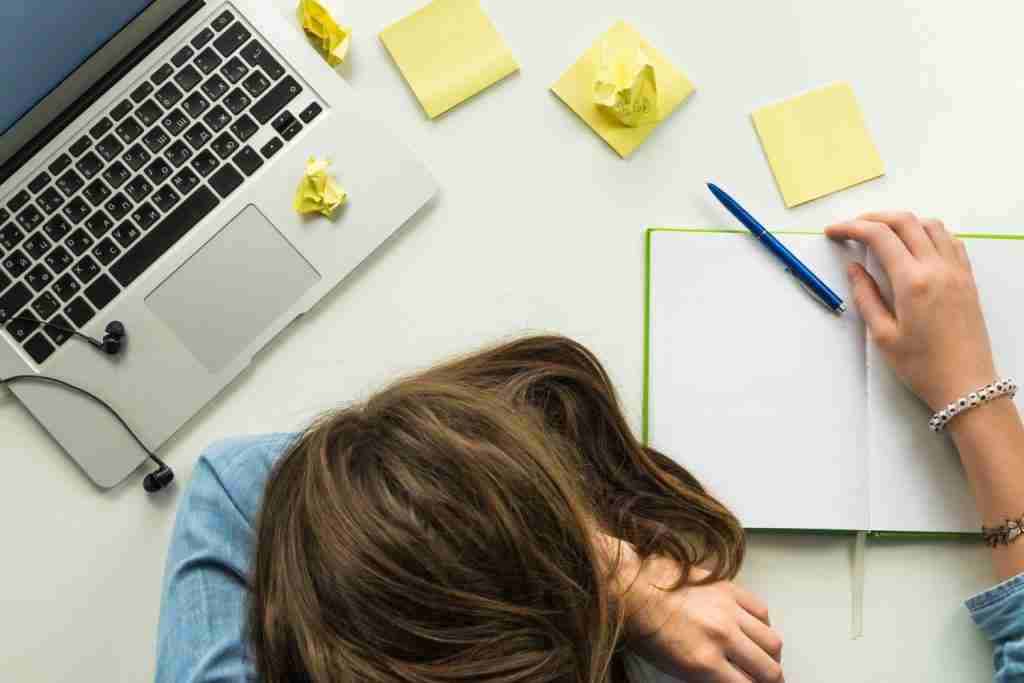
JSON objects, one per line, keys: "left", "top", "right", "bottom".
{"left": 294, "top": 157, "right": 347, "bottom": 218}
{"left": 298, "top": 0, "right": 351, "bottom": 66}
{"left": 593, "top": 43, "right": 660, "bottom": 127}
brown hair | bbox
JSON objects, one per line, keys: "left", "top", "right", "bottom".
{"left": 250, "top": 335, "right": 743, "bottom": 682}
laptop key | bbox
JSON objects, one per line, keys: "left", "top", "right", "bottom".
{"left": 42, "top": 216, "right": 71, "bottom": 241}
{"left": 0, "top": 272, "right": 7, "bottom": 294}
{"left": 260, "top": 137, "right": 283, "bottom": 159}
{"left": 155, "top": 83, "right": 184, "bottom": 109}
{"left": 71, "top": 255, "right": 100, "bottom": 284}
{"left": 223, "top": 88, "right": 250, "bottom": 115}
{"left": 174, "top": 64, "right": 203, "bottom": 92}
{"left": 166, "top": 141, "right": 193, "bottom": 168}
{"left": 22, "top": 233, "right": 51, "bottom": 260}
{"left": 90, "top": 117, "right": 114, "bottom": 140}
{"left": 221, "top": 56, "right": 248, "bottom": 84}
{"left": 161, "top": 108, "right": 190, "bottom": 135}
{"left": 75, "top": 152, "right": 104, "bottom": 180}
{"left": 56, "top": 169, "right": 85, "bottom": 196}
{"left": 182, "top": 92, "right": 210, "bottom": 119}
{"left": 170, "top": 168, "right": 200, "bottom": 195}
{"left": 191, "top": 27, "right": 214, "bottom": 49}
{"left": 82, "top": 179, "right": 111, "bottom": 207}
{"left": 23, "top": 333, "right": 55, "bottom": 364}
{"left": 0, "top": 281, "right": 31, "bottom": 322}
{"left": 152, "top": 186, "right": 180, "bottom": 214}
{"left": 16, "top": 205, "right": 44, "bottom": 231}
{"left": 37, "top": 187, "right": 65, "bottom": 214}
{"left": 84, "top": 273, "right": 119, "bottom": 310}
{"left": 125, "top": 176, "right": 154, "bottom": 203}
{"left": 42, "top": 313, "right": 73, "bottom": 345}
{"left": 131, "top": 203, "right": 160, "bottom": 231}
{"left": 213, "top": 22, "right": 251, "bottom": 58}
{"left": 242, "top": 71, "right": 270, "bottom": 99}
{"left": 142, "top": 125, "right": 170, "bottom": 154}
{"left": 25, "top": 264, "right": 53, "bottom": 291}
{"left": 111, "top": 223, "right": 141, "bottom": 248}
{"left": 64, "top": 297, "right": 95, "bottom": 327}
{"left": 184, "top": 122, "right": 212, "bottom": 150}
{"left": 232, "top": 146, "right": 263, "bottom": 176}
{"left": 190, "top": 150, "right": 220, "bottom": 177}
{"left": 62, "top": 198, "right": 91, "bottom": 224}
{"left": 64, "top": 229, "right": 94, "bottom": 256}
{"left": 104, "top": 193, "right": 133, "bottom": 222}
{"left": 123, "top": 144, "right": 151, "bottom": 171}
{"left": 109, "top": 186, "right": 219, "bottom": 288}
{"left": 28, "top": 172, "right": 51, "bottom": 194}
{"left": 194, "top": 47, "right": 222, "bottom": 75}
{"left": 44, "top": 246, "right": 73, "bottom": 274}
{"left": 171, "top": 46, "right": 194, "bottom": 68}
{"left": 95, "top": 134, "right": 125, "bottom": 162}
{"left": 102, "top": 160, "right": 131, "bottom": 189}
{"left": 202, "top": 105, "right": 231, "bottom": 132}
{"left": 7, "top": 190, "right": 30, "bottom": 213}
{"left": 84, "top": 211, "right": 113, "bottom": 238}
{"left": 130, "top": 82, "right": 154, "bottom": 103}
{"left": 251, "top": 76, "right": 302, "bottom": 124}
{"left": 212, "top": 10, "right": 234, "bottom": 31}
{"left": 3, "top": 249, "right": 30, "bottom": 277}
{"left": 240, "top": 40, "right": 285, "bottom": 81}
{"left": 201, "top": 74, "right": 229, "bottom": 101}
{"left": 209, "top": 164, "right": 244, "bottom": 199}
{"left": 299, "top": 102, "right": 323, "bottom": 124}
{"left": 48, "top": 154, "right": 72, "bottom": 176}
{"left": 31, "top": 292, "right": 60, "bottom": 319}
{"left": 229, "top": 114, "right": 258, "bottom": 142}
{"left": 69, "top": 136, "right": 93, "bottom": 157}
{"left": 5, "top": 309, "right": 38, "bottom": 336}
{"left": 0, "top": 224, "right": 25, "bottom": 250}
{"left": 52, "top": 274, "right": 81, "bottom": 302}
{"left": 152, "top": 63, "right": 175, "bottom": 86}
{"left": 271, "top": 111, "right": 296, "bottom": 135}
{"left": 144, "top": 157, "right": 173, "bottom": 184}
{"left": 115, "top": 117, "right": 144, "bottom": 144}
{"left": 136, "top": 100, "right": 163, "bottom": 127}
{"left": 110, "top": 100, "right": 133, "bottom": 121}
{"left": 211, "top": 132, "right": 238, "bottom": 159}
{"left": 91, "top": 238, "right": 121, "bottom": 266}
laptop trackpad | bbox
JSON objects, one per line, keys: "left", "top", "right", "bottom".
{"left": 146, "top": 205, "right": 321, "bottom": 372}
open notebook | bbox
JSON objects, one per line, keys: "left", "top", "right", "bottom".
{"left": 644, "top": 228, "right": 1024, "bottom": 534}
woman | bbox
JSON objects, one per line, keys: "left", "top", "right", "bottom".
{"left": 156, "top": 213, "right": 1024, "bottom": 682}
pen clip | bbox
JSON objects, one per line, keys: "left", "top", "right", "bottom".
{"left": 786, "top": 268, "right": 840, "bottom": 314}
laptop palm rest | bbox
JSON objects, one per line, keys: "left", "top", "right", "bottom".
{"left": 145, "top": 205, "right": 321, "bottom": 372}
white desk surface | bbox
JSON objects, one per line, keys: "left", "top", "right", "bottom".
{"left": 2, "top": 0, "right": 1014, "bottom": 680}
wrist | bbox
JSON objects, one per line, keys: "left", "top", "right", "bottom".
{"left": 948, "top": 396, "right": 1023, "bottom": 450}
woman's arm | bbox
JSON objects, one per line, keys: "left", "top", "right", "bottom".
{"left": 826, "top": 212, "right": 1024, "bottom": 681}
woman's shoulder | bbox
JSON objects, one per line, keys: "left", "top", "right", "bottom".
{"left": 188, "top": 432, "right": 299, "bottom": 527}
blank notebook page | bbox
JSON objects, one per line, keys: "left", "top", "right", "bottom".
{"left": 648, "top": 231, "right": 868, "bottom": 530}
{"left": 868, "top": 238, "right": 1024, "bottom": 533}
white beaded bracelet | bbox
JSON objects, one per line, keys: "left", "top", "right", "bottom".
{"left": 928, "top": 378, "right": 1018, "bottom": 432}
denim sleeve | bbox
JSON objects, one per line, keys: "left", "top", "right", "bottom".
{"left": 155, "top": 434, "right": 293, "bottom": 683}
{"left": 967, "top": 572, "right": 1024, "bottom": 682}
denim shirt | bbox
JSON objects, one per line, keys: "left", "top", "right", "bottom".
{"left": 155, "top": 435, "right": 1024, "bottom": 682}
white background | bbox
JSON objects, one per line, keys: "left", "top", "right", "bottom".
{"left": 1, "top": 0, "right": 1016, "bottom": 680}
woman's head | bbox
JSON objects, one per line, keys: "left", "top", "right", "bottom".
{"left": 250, "top": 336, "right": 743, "bottom": 682}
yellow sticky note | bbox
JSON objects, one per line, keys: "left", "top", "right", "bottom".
{"left": 297, "top": 0, "right": 351, "bottom": 66}
{"left": 379, "top": 0, "right": 519, "bottom": 119}
{"left": 751, "top": 82, "right": 885, "bottom": 208}
{"left": 551, "top": 21, "right": 695, "bottom": 158}
{"left": 294, "top": 157, "right": 347, "bottom": 218}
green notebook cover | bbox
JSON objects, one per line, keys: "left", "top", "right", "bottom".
{"left": 641, "top": 227, "right": 1021, "bottom": 540}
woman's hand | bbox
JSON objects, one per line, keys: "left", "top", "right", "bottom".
{"left": 598, "top": 535, "right": 784, "bottom": 683}
{"left": 825, "top": 212, "right": 997, "bottom": 410}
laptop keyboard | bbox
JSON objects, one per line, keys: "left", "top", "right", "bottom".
{"left": 0, "top": 7, "right": 324, "bottom": 366}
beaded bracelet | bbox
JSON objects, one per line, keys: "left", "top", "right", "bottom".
{"left": 928, "top": 378, "right": 1018, "bottom": 433}
{"left": 982, "top": 516, "right": 1024, "bottom": 548}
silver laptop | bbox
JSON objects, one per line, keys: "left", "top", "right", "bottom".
{"left": 0, "top": 0, "right": 437, "bottom": 488}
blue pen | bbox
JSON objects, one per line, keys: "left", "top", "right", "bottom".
{"left": 707, "top": 182, "right": 847, "bottom": 315}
